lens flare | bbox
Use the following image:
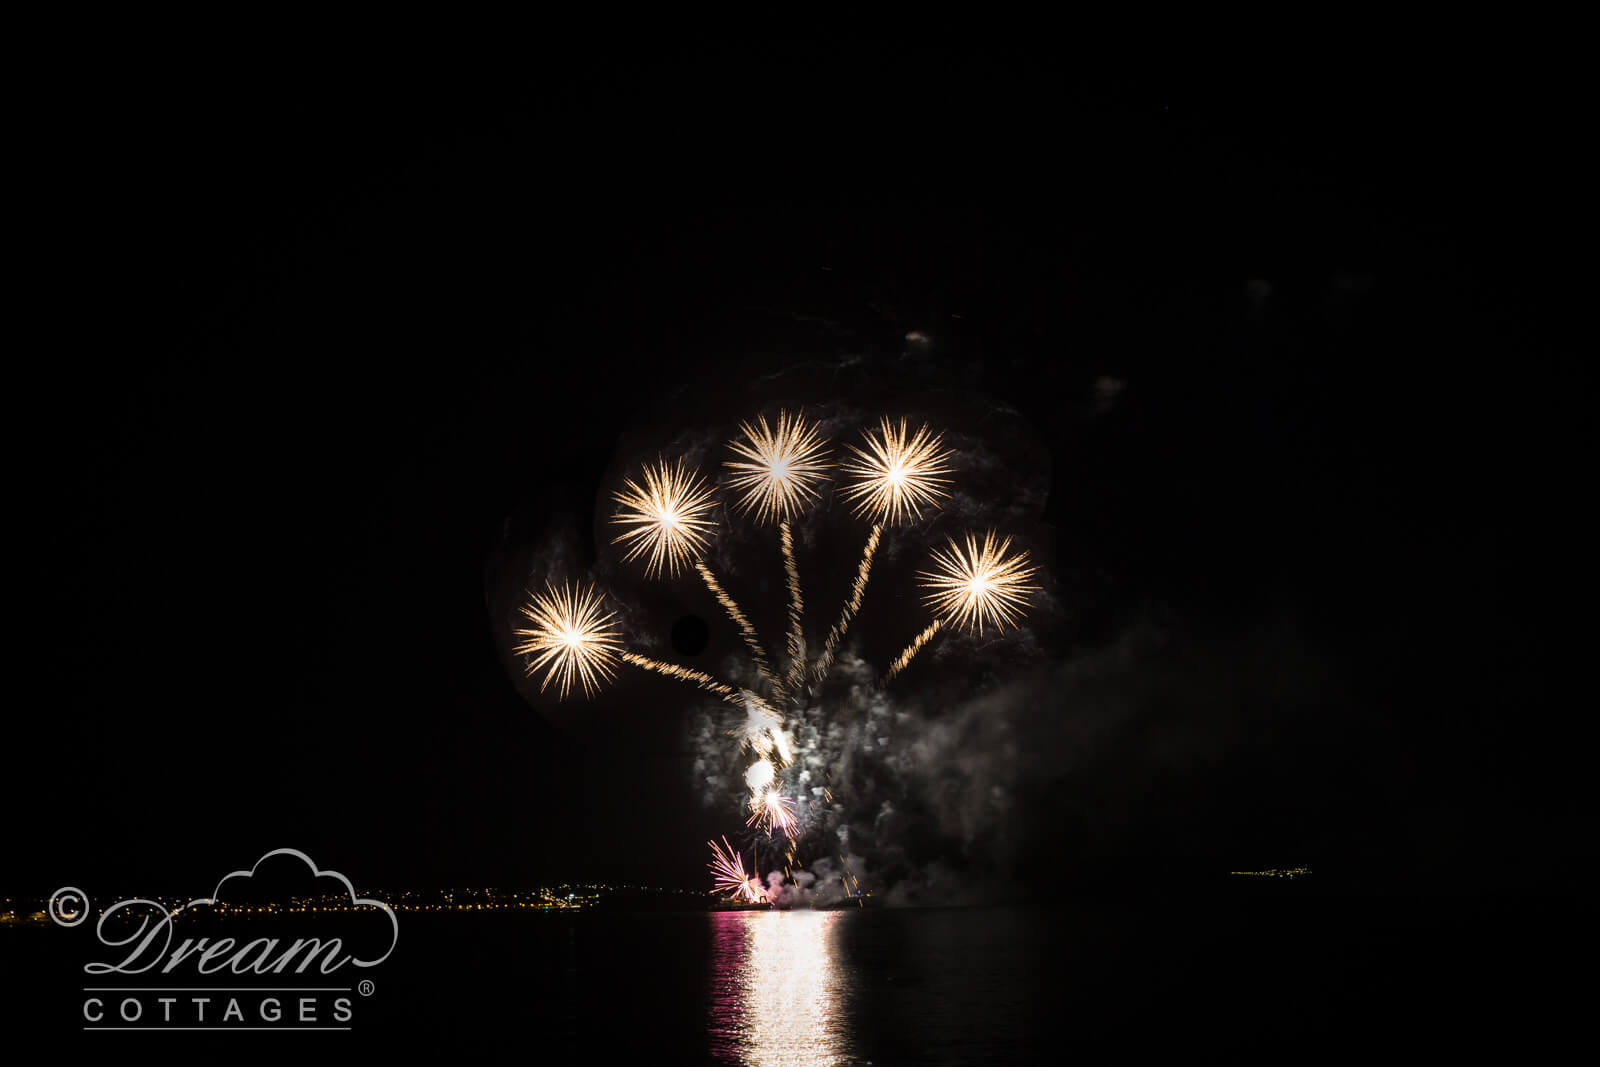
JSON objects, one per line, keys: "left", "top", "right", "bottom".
{"left": 512, "top": 582, "right": 624, "bottom": 700}
{"left": 838, "top": 417, "right": 955, "bottom": 526}
{"left": 919, "top": 530, "right": 1040, "bottom": 634}
{"left": 723, "top": 409, "right": 833, "bottom": 525}
{"left": 610, "top": 456, "right": 719, "bottom": 579}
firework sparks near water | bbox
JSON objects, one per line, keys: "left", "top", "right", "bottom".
{"left": 512, "top": 583, "right": 623, "bottom": 699}
{"left": 708, "top": 836, "right": 766, "bottom": 903}
{"left": 517, "top": 408, "right": 1044, "bottom": 902}
{"left": 610, "top": 456, "right": 719, "bottom": 579}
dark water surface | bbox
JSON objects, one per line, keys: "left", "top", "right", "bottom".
{"left": 3, "top": 896, "right": 1574, "bottom": 1059}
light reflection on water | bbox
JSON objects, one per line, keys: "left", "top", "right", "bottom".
{"left": 709, "top": 910, "right": 854, "bottom": 1066}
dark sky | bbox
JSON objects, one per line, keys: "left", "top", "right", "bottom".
{"left": 10, "top": 53, "right": 1582, "bottom": 899}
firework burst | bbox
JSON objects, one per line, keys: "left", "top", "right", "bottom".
{"left": 610, "top": 456, "right": 719, "bottom": 579}
{"left": 838, "top": 416, "right": 956, "bottom": 526}
{"left": 508, "top": 406, "right": 1049, "bottom": 903}
{"left": 746, "top": 790, "right": 797, "bottom": 836}
{"left": 708, "top": 837, "right": 766, "bottom": 904}
{"left": 919, "top": 530, "right": 1040, "bottom": 634}
{"left": 512, "top": 582, "right": 623, "bottom": 699}
{"left": 723, "top": 409, "right": 833, "bottom": 525}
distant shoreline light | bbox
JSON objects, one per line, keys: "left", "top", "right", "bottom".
{"left": 1229, "top": 867, "right": 1312, "bottom": 879}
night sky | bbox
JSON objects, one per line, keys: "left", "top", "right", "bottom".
{"left": 10, "top": 53, "right": 1582, "bottom": 901}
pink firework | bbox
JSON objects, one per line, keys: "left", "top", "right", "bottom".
{"left": 745, "top": 790, "right": 797, "bottom": 837}
{"left": 707, "top": 836, "right": 766, "bottom": 903}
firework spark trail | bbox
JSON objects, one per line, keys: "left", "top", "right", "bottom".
{"left": 624, "top": 653, "right": 783, "bottom": 737}
{"left": 780, "top": 519, "right": 807, "bottom": 692}
{"left": 811, "top": 522, "right": 882, "bottom": 684}
{"left": 695, "top": 561, "right": 781, "bottom": 697}
{"left": 883, "top": 618, "right": 943, "bottom": 686}
{"left": 839, "top": 854, "right": 863, "bottom": 906}
{"left": 620, "top": 651, "right": 749, "bottom": 713}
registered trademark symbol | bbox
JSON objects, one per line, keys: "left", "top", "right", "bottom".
{"left": 358, "top": 980, "right": 375, "bottom": 997}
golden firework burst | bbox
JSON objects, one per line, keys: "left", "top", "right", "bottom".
{"left": 610, "top": 456, "right": 719, "bottom": 578}
{"left": 512, "top": 582, "right": 624, "bottom": 699}
{"left": 723, "top": 409, "right": 833, "bottom": 524}
{"left": 918, "top": 531, "right": 1040, "bottom": 635}
{"left": 838, "top": 416, "right": 955, "bottom": 525}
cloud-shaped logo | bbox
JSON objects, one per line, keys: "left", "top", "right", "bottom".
{"left": 179, "top": 847, "right": 398, "bottom": 967}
